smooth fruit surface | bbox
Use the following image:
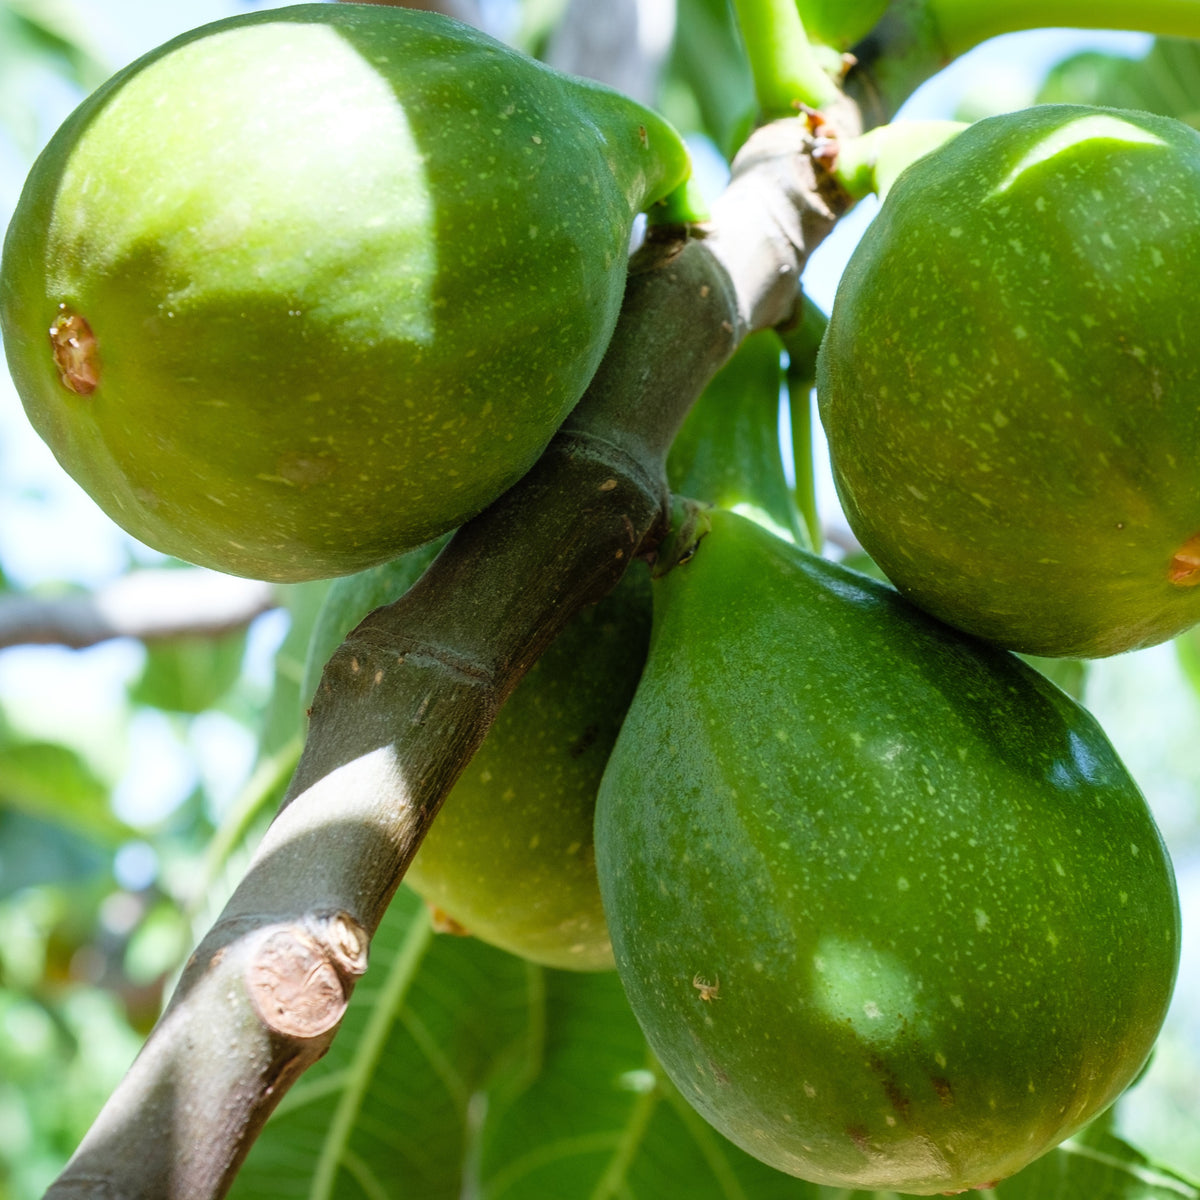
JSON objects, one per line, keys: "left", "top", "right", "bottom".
{"left": 595, "top": 510, "right": 1179, "bottom": 1193}
{"left": 306, "top": 547, "right": 650, "bottom": 971}
{"left": 0, "top": 4, "right": 689, "bottom": 581}
{"left": 818, "top": 104, "right": 1200, "bottom": 657}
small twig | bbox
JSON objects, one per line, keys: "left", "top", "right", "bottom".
{"left": 0, "top": 570, "right": 277, "bottom": 650}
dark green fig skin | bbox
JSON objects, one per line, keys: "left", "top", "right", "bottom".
{"left": 305, "top": 546, "right": 650, "bottom": 972}
{"left": 594, "top": 510, "right": 1179, "bottom": 1193}
{"left": 818, "top": 104, "right": 1200, "bottom": 658}
{"left": 0, "top": 4, "right": 689, "bottom": 582}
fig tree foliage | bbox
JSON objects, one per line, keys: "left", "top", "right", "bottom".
{"left": 1, "top": 3, "right": 1197, "bottom": 1199}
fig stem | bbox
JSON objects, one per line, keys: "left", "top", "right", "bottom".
{"left": 730, "top": 0, "right": 842, "bottom": 114}
{"left": 831, "top": 119, "right": 968, "bottom": 199}
{"left": 780, "top": 294, "right": 829, "bottom": 553}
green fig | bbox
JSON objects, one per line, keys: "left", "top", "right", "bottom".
{"left": 0, "top": 4, "right": 690, "bottom": 582}
{"left": 594, "top": 510, "right": 1179, "bottom": 1193}
{"left": 305, "top": 543, "right": 650, "bottom": 972}
{"left": 818, "top": 104, "right": 1200, "bottom": 658}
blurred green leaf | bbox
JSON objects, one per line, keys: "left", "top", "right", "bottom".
{"left": 1019, "top": 654, "right": 1089, "bottom": 702}
{"left": 122, "top": 898, "right": 189, "bottom": 986}
{"left": 666, "top": 0, "right": 755, "bottom": 157}
{"left": 0, "top": 0, "right": 108, "bottom": 153}
{"left": 129, "top": 630, "right": 247, "bottom": 715}
{"left": 257, "top": 580, "right": 333, "bottom": 762}
{"left": 1176, "top": 624, "right": 1200, "bottom": 700}
{"left": 1038, "top": 39, "right": 1200, "bottom": 128}
{"left": 0, "top": 737, "right": 125, "bottom": 845}
{"left": 994, "top": 1126, "right": 1200, "bottom": 1198}
{"left": 0, "top": 809, "right": 107, "bottom": 897}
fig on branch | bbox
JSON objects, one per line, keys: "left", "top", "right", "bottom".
{"left": 818, "top": 104, "right": 1200, "bottom": 657}
{"left": 305, "top": 544, "right": 650, "bottom": 972}
{"left": 0, "top": 3, "right": 690, "bottom": 582}
{"left": 296, "top": 324, "right": 804, "bottom": 969}
{"left": 595, "top": 510, "right": 1179, "bottom": 1193}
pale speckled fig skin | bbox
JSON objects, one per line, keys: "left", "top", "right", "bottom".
{"left": 817, "top": 105, "right": 1200, "bottom": 658}
{"left": 0, "top": 4, "right": 689, "bottom": 582}
{"left": 305, "top": 544, "right": 650, "bottom": 971}
{"left": 594, "top": 511, "right": 1179, "bottom": 1193}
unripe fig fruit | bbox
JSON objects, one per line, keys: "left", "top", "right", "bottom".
{"left": 0, "top": 4, "right": 689, "bottom": 581}
{"left": 818, "top": 105, "right": 1200, "bottom": 657}
{"left": 305, "top": 545, "right": 650, "bottom": 972}
{"left": 595, "top": 510, "right": 1179, "bottom": 1193}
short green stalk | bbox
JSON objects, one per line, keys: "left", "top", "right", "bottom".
{"left": 832, "top": 119, "right": 968, "bottom": 199}
{"left": 780, "top": 295, "right": 828, "bottom": 553}
{"left": 731, "top": 0, "right": 841, "bottom": 115}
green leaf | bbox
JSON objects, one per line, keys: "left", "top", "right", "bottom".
{"left": 667, "top": 0, "right": 756, "bottom": 157}
{"left": 0, "top": 809, "right": 108, "bottom": 897}
{"left": 229, "top": 887, "right": 535, "bottom": 1200}
{"left": 0, "top": 0, "right": 108, "bottom": 153}
{"left": 476, "top": 969, "right": 826, "bottom": 1200}
{"left": 258, "top": 579, "right": 335, "bottom": 761}
{"left": 993, "top": 1127, "right": 1200, "bottom": 1199}
{"left": 3, "top": 0, "right": 108, "bottom": 88}
{"left": 129, "top": 630, "right": 247, "bottom": 715}
{"left": 1175, "top": 623, "right": 1200, "bottom": 700}
{"left": 1017, "top": 654, "right": 1089, "bottom": 702}
{"left": 667, "top": 330, "right": 803, "bottom": 544}
{"left": 0, "top": 737, "right": 126, "bottom": 845}
{"left": 1037, "top": 39, "right": 1200, "bottom": 128}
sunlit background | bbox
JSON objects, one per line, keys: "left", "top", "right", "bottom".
{"left": 0, "top": 3, "right": 1196, "bottom": 1196}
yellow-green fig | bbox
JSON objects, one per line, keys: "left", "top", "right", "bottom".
{"left": 305, "top": 544, "right": 650, "bottom": 971}
{"left": 0, "top": 4, "right": 689, "bottom": 581}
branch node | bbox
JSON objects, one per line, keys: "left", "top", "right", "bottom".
{"left": 245, "top": 911, "right": 368, "bottom": 1039}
